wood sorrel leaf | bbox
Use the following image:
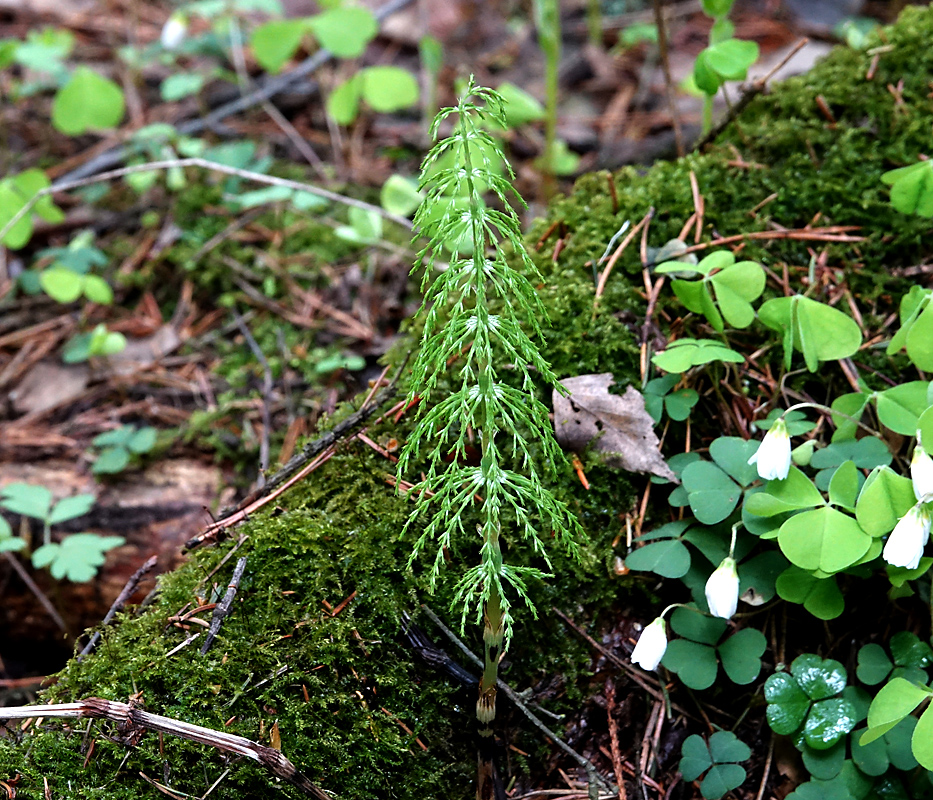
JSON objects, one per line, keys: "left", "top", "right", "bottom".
{"left": 778, "top": 507, "right": 871, "bottom": 574}
{"left": 758, "top": 295, "right": 862, "bottom": 372}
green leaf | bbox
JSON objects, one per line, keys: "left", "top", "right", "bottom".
{"left": 0, "top": 483, "right": 53, "bottom": 520}
{"left": 701, "top": 0, "right": 734, "bottom": 17}
{"left": 48, "top": 494, "right": 95, "bottom": 525}
{"left": 251, "top": 20, "right": 306, "bottom": 73}
{"left": 679, "top": 734, "right": 713, "bottom": 781}
{"left": 624, "top": 539, "right": 691, "bottom": 578}
{"left": 709, "top": 436, "right": 759, "bottom": 486}
{"left": 793, "top": 654, "right": 848, "bottom": 700}
{"left": 857, "top": 643, "right": 894, "bottom": 685}
{"left": 851, "top": 725, "right": 889, "bottom": 776}
{"left": 160, "top": 72, "right": 206, "bottom": 101}
{"left": 743, "top": 466, "right": 824, "bottom": 517}
{"left": 876, "top": 382, "right": 931, "bottom": 435}
{"left": 31, "top": 543, "right": 60, "bottom": 570}
{"left": 912, "top": 702, "right": 933, "bottom": 768}
{"left": 307, "top": 6, "right": 377, "bottom": 57}
{"left": 700, "top": 764, "right": 747, "bottom": 799}
{"left": 693, "top": 50, "right": 722, "bottom": 95}
{"left": 775, "top": 567, "right": 844, "bottom": 620}
{"left": 758, "top": 295, "right": 862, "bottom": 372}
{"left": 380, "top": 175, "right": 423, "bottom": 217}
{"left": 828, "top": 460, "right": 859, "bottom": 508}
{"left": 664, "top": 388, "right": 699, "bottom": 421}
{"left": 778, "top": 507, "right": 871, "bottom": 574}
{"left": 830, "top": 392, "right": 871, "bottom": 441}
{"left": 863, "top": 677, "right": 930, "bottom": 744}
{"left": 51, "top": 67, "right": 125, "bottom": 135}
{"left": 885, "top": 715, "right": 918, "bottom": 770}
{"left": 882, "top": 160, "right": 933, "bottom": 217}
{"left": 890, "top": 631, "right": 933, "bottom": 669}
{"left": 661, "top": 638, "right": 719, "bottom": 690}
{"left": 681, "top": 461, "right": 742, "bottom": 525}
{"left": 361, "top": 66, "right": 420, "bottom": 113}
{"left": 765, "top": 672, "right": 811, "bottom": 734}
{"left": 801, "top": 740, "right": 845, "bottom": 780}
{"left": 704, "top": 38, "right": 759, "bottom": 79}
{"left": 496, "top": 82, "right": 545, "bottom": 127}
{"left": 804, "top": 698, "right": 857, "bottom": 749}
{"left": 39, "top": 266, "right": 83, "bottom": 303}
{"left": 737, "top": 550, "right": 787, "bottom": 603}
{"left": 81, "top": 274, "right": 113, "bottom": 305}
{"left": 670, "top": 605, "right": 728, "bottom": 645}
{"left": 327, "top": 73, "right": 363, "bottom": 125}
{"left": 718, "top": 628, "right": 766, "bottom": 684}
{"left": 93, "top": 447, "right": 130, "bottom": 474}
{"left": 0, "top": 169, "right": 64, "bottom": 249}
{"left": 856, "top": 466, "right": 915, "bottom": 537}
{"left": 127, "top": 426, "right": 157, "bottom": 454}
{"left": 651, "top": 338, "right": 745, "bottom": 372}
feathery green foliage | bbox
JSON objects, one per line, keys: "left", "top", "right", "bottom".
{"left": 398, "top": 77, "right": 581, "bottom": 647}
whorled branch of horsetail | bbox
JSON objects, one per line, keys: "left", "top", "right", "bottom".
{"left": 397, "top": 78, "right": 582, "bottom": 798}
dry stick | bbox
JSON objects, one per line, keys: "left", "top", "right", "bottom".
{"left": 0, "top": 697, "right": 330, "bottom": 799}
{"left": 0, "top": 157, "right": 411, "bottom": 247}
{"left": 233, "top": 312, "right": 273, "bottom": 484}
{"left": 754, "top": 734, "right": 775, "bottom": 800}
{"left": 201, "top": 557, "right": 248, "bottom": 655}
{"left": 420, "top": 605, "right": 617, "bottom": 797}
{"left": 676, "top": 225, "right": 864, "bottom": 257}
{"left": 58, "top": 0, "right": 416, "bottom": 185}
{"left": 604, "top": 679, "right": 628, "bottom": 800}
{"left": 1, "top": 551, "right": 67, "bottom": 634}
{"left": 78, "top": 554, "right": 159, "bottom": 659}
{"left": 692, "top": 38, "right": 810, "bottom": 152}
{"left": 650, "top": 0, "right": 684, "bottom": 156}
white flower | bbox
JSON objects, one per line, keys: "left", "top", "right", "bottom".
{"left": 883, "top": 504, "right": 932, "bottom": 570}
{"left": 748, "top": 416, "right": 791, "bottom": 481}
{"left": 705, "top": 556, "right": 739, "bottom": 619}
{"left": 911, "top": 439, "right": 933, "bottom": 502}
{"left": 161, "top": 13, "right": 188, "bottom": 50}
{"left": 631, "top": 617, "right": 667, "bottom": 671}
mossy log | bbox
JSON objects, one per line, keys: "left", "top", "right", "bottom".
{"left": 3, "top": 6, "right": 933, "bottom": 798}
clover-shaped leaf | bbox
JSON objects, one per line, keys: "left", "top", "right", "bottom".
{"left": 852, "top": 717, "right": 919, "bottom": 776}
{"left": 811, "top": 437, "right": 891, "bottom": 490}
{"left": 882, "top": 159, "right": 933, "bottom": 217}
{"left": 887, "top": 285, "right": 933, "bottom": 371}
{"left": 776, "top": 567, "right": 844, "bottom": 620}
{"left": 758, "top": 295, "right": 862, "bottom": 372}
{"left": 0, "top": 482, "right": 53, "bottom": 520}
{"left": 855, "top": 466, "right": 914, "bottom": 538}
{"left": 681, "top": 461, "right": 741, "bottom": 525}
{"left": 718, "top": 628, "right": 767, "bottom": 684}
{"left": 863, "top": 677, "right": 931, "bottom": 745}
{"left": 0, "top": 169, "right": 65, "bottom": 249}
{"left": 51, "top": 67, "right": 125, "bottom": 135}
{"left": 657, "top": 250, "right": 765, "bottom": 332}
{"left": 778, "top": 506, "right": 871, "bottom": 574}
{"left": 766, "top": 655, "right": 856, "bottom": 749}
{"left": 31, "top": 533, "right": 124, "bottom": 583}
{"left": 743, "top": 466, "right": 824, "bottom": 517}
{"left": 625, "top": 520, "right": 692, "bottom": 578}
{"left": 680, "top": 731, "right": 750, "bottom": 799}
{"left": 651, "top": 338, "right": 744, "bottom": 373}
{"left": 857, "top": 634, "right": 933, "bottom": 687}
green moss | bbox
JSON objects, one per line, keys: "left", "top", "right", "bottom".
{"left": 8, "top": 5, "right": 933, "bottom": 796}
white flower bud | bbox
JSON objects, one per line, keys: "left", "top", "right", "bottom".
{"left": 631, "top": 617, "right": 667, "bottom": 671}
{"left": 911, "top": 439, "right": 933, "bottom": 502}
{"left": 705, "top": 556, "right": 739, "bottom": 619}
{"left": 883, "top": 504, "right": 932, "bottom": 571}
{"left": 161, "top": 13, "right": 188, "bottom": 50}
{"left": 748, "top": 416, "right": 791, "bottom": 481}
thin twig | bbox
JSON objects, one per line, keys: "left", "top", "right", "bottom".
{"left": 79, "top": 555, "right": 159, "bottom": 659}
{"left": 650, "top": 0, "right": 684, "bottom": 156}
{"left": 0, "top": 697, "right": 330, "bottom": 799}
{"left": 201, "top": 557, "right": 248, "bottom": 655}
{"left": 233, "top": 312, "right": 273, "bottom": 483}
{"left": 2, "top": 551, "right": 67, "bottom": 634}
{"left": 421, "top": 605, "right": 617, "bottom": 796}
{"left": 0, "top": 157, "right": 411, "bottom": 246}
{"left": 594, "top": 209, "right": 654, "bottom": 303}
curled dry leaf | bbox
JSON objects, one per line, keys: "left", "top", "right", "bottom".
{"left": 553, "top": 373, "right": 677, "bottom": 482}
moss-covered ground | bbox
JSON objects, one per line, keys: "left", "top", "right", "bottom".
{"left": 4, "top": 4, "right": 933, "bottom": 797}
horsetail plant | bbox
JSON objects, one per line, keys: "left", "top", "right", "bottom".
{"left": 398, "top": 78, "right": 582, "bottom": 797}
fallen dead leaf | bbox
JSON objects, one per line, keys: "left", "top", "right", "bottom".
{"left": 553, "top": 373, "right": 677, "bottom": 482}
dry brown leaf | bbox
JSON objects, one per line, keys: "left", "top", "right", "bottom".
{"left": 553, "top": 373, "right": 677, "bottom": 482}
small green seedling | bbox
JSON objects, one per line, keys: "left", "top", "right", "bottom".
{"left": 326, "top": 66, "right": 420, "bottom": 125}
{"left": 63, "top": 323, "right": 127, "bottom": 364}
{"left": 21, "top": 231, "right": 113, "bottom": 304}
{"left": 857, "top": 633, "right": 933, "bottom": 687}
{"left": 886, "top": 285, "right": 933, "bottom": 371}
{"left": 334, "top": 206, "right": 383, "bottom": 245}
{"left": 0, "top": 483, "right": 123, "bottom": 583}
{"left": 765, "top": 654, "right": 858, "bottom": 750}
{"left": 679, "top": 730, "right": 751, "bottom": 799}
{"left": 651, "top": 337, "right": 744, "bottom": 373}
{"left": 0, "top": 169, "right": 64, "bottom": 249}
{"left": 643, "top": 374, "right": 699, "bottom": 423}
{"left": 91, "top": 424, "right": 158, "bottom": 475}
